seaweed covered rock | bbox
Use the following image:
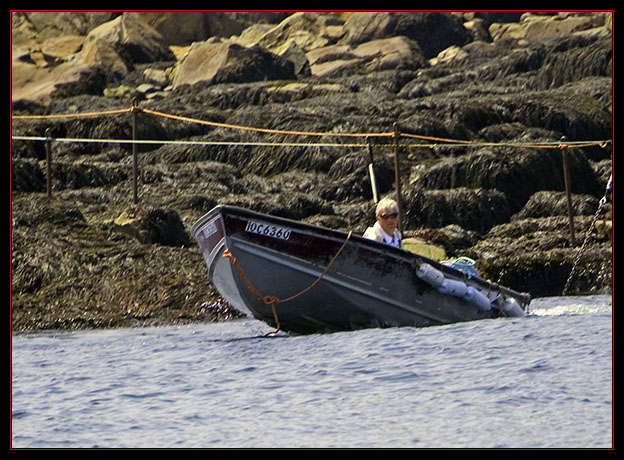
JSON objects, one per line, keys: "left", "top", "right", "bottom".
{"left": 470, "top": 213, "right": 612, "bottom": 296}
{"left": 112, "top": 206, "right": 191, "bottom": 247}
{"left": 404, "top": 187, "right": 511, "bottom": 234}
{"left": 514, "top": 190, "right": 599, "bottom": 219}
{"left": 11, "top": 196, "right": 231, "bottom": 332}
{"left": 11, "top": 11, "right": 612, "bottom": 331}
{"left": 410, "top": 146, "right": 602, "bottom": 214}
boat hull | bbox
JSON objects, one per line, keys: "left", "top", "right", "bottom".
{"left": 192, "top": 206, "right": 530, "bottom": 334}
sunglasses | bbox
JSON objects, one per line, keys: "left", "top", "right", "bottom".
{"left": 379, "top": 213, "right": 398, "bottom": 219}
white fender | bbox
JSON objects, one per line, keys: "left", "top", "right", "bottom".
{"left": 437, "top": 278, "right": 468, "bottom": 297}
{"left": 502, "top": 298, "right": 524, "bottom": 317}
{"left": 463, "top": 287, "right": 492, "bottom": 311}
{"left": 416, "top": 263, "right": 445, "bottom": 287}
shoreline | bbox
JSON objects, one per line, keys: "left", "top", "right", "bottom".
{"left": 11, "top": 12, "right": 612, "bottom": 333}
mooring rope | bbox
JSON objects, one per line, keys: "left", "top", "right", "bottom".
{"left": 11, "top": 104, "right": 611, "bottom": 150}
{"left": 222, "top": 230, "right": 352, "bottom": 335}
{"left": 562, "top": 174, "right": 612, "bottom": 295}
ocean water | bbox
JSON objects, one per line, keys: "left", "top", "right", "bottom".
{"left": 11, "top": 295, "right": 612, "bottom": 449}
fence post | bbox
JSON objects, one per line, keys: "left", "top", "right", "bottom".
{"left": 131, "top": 99, "right": 139, "bottom": 204}
{"left": 45, "top": 128, "right": 52, "bottom": 199}
{"left": 393, "top": 123, "right": 404, "bottom": 233}
{"left": 560, "top": 142, "right": 576, "bottom": 246}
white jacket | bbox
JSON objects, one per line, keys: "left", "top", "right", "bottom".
{"left": 363, "top": 222, "right": 402, "bottom": 248}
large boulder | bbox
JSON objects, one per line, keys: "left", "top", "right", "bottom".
{"left": 11, "top": 13, "right": 175, "bottom": 104}
{"left": 172, "top": 41, "right": 295, "bottom": 88}
{"left": 127, "top": 11, "right": 289, "bottom": 46}
{"left": 11, "top": 56, "right": 97, "bottom": 104}
{"left": 489, "top": 12, "right": 612, "bottom": 42}
{"left": 351, "top": 36, "right": 425, "bottom": 70}
{"left": 340, "top": 12, "right": 471, "bottom": 59}
{"left": 254, "top": 12, "right": 334, "bottom": 53}
{"left": 75, "top": 13, "right": 175, "bottom": 72}
{"left": 307, "top": 36, "right": 426, "bottom": 77}
{"left": 231, "top": 12, "right": 344, "bottom": 77}
{"left": 11, "top": 11, "right": 118, "bottom": 44}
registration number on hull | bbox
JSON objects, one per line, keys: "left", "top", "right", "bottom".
{"left": 245, "top": 220, "right": 292, "bottom": 240}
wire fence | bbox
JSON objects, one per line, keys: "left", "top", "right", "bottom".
{"left": 12, "top": 103, "right": 611, "bottom": 149}
{"left": 11, "top": 102, "right": 612, "bottom": 245}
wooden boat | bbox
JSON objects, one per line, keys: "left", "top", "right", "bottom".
{"left": 192, "top": 205, "right": 531, "bottom": 334}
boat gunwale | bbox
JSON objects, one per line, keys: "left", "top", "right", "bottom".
{"left": 192, "top": 204, "right": 531, "bottom": 307}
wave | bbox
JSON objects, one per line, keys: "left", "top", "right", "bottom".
{"left": 529, "top": 295, "right": 612, "bottom": 317}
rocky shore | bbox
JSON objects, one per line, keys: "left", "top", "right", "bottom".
{"left": 11, "top": 11, "right": 612, "bottom": 332}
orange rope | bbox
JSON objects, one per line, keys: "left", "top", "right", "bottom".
{"left": 141, "top": 108, "right": 393, "bottom": 138}
{"left": 11, "top": 108, "right": 132, "bottom": 119}
{"left": 401, "top": 131, "right": 476, "bottom": 144}
{"left": 11, "top": 104, "right": 611, "bottom": 150}
{"left": 223, "top": 230, "right": 352, "bottom": 334}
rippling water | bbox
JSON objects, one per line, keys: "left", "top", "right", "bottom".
{"left": 12, "top": 295, "right": 612, "bottom": 449}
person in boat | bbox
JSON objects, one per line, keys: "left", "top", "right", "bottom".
{"left": 363, "top": 197, "right": 402, "bottom": 248}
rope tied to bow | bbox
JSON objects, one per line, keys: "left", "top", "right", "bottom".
{"left": 223, "top": 230, "right": 353, "bottom": 335}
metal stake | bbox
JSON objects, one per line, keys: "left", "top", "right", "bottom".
{"left": 393, "top": 123, "right": 404, "bottom": 232}
{"left": 45, "top": 128, "right": 52, "bottom": 199}
{"left": 131, "top": 99, "right": 139, "bottom": 204}
{"left": 560, "top": 145, "right": 576, "bottom": 246}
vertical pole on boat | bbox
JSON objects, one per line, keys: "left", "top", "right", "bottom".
{"left": 45, "top": 128, "right": 53, "bottom": 199}
{"left": 367, "top": 138, "right": 379, "bottom": 204}
{"left": 560, "top": 142, "right": 576, "bottom": 246}
{"left": 393, "top": 123, "right": 404, "bottom": 232}
{"left": 131, "top": 98, "right": 139, "bottom": 204}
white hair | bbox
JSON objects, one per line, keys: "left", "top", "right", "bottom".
{"left": 376, "top": 197, "right": 398, "bottom": 216}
